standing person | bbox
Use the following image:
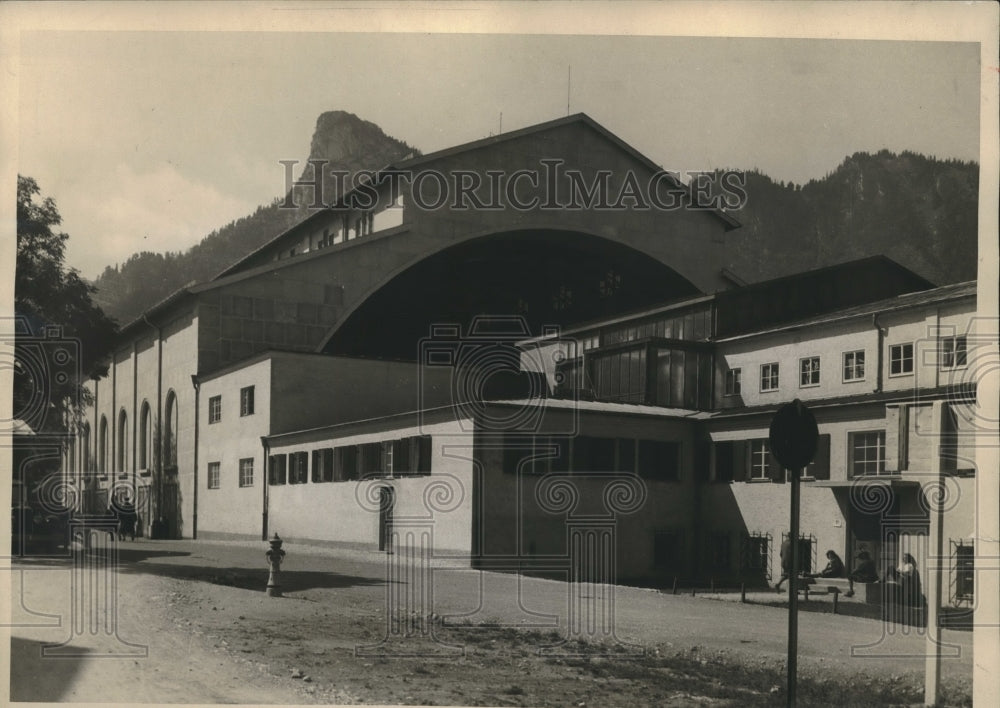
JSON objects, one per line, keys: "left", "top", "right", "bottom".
{"left": 774, "top": 536, "right": 794, "bottom": 593}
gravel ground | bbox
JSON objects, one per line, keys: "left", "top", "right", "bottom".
{"left": 7, "top": 538, "right": 974, "bottom": 706}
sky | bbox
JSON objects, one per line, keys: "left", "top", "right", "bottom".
{"left": 13, "top": 27, "right": 984, "bottom": 280}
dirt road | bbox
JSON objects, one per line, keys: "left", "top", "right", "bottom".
{"left": 6, "top": 539, "right": 975, "bottom": 705}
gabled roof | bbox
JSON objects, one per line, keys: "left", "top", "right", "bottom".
{"left": 216, "top": 113, "right": 741, "bottom": 278}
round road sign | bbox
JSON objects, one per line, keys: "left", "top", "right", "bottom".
{"left": 768, "top": 399, "right": 819, "bottom": 470}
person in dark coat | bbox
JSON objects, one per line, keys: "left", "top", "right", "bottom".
{"left": 846, "top": 550, "right": 878, "bottom": 597}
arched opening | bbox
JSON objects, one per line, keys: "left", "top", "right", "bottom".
{"left": 80, "top": 423, "right": 91, "bottom": 474}
{"left": 98, "top": 416, "right": 108, "bottom": 472}
{"left": 117, "top": 409, "right": 129, "bottom": 473}
{"left": 324, "top": 229, "right": 700, "bottom": 360}
{"left": 139, "top": 401, "right": 152, "bottom": 470}
{"left": 164, "top": 391, "right": 178, "bottom": 472}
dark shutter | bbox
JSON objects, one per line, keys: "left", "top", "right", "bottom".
{"left": 714, "top": 441, "right": 733, "bottom": 483}
{"left": 418, "top": 435, "right": 433, "bottom": 475}
{"left": 732, "top": 440, "right": 748, "bottom": 482}
{"left": 812, "top": 434, "right": 831, "bottom": 480}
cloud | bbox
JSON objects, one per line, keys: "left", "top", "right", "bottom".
{"left": 60, "top": 163, "right": 257, "bottom": 279}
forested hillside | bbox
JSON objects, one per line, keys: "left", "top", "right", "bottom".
{"left": 721, "top": 151, "right": 978, "bottom": 286}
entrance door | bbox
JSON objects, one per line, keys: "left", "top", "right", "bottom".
{"left": 378, "top": 486, "right": 394, "bottom": 552}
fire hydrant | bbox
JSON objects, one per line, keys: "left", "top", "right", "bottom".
{"left": 265, "top": 533, "right": 285, "bottom": 597}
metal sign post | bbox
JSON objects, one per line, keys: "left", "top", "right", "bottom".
{"left": 787, "top": 466, "right": 801, "bottom": 708}
{"left": 769, "top": 399, "right": 819, "bottom": 708}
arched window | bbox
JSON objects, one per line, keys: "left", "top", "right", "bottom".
{"left": 139, "top": 401, "right": 152, "bottom": 470}
{"left": 99, "top": 416, "right": 108, "bottom": 472}
{"left": 67, "top": 430, "right": 76, "bottom": 472}
{"left": 117, "top": 409, "right": 129, "bottom": 473}
{"left": 164, "top": 391, "right": 179, "bottom": 472}
{"left": 80, "top": 422, "right": 91, "bottom": 474}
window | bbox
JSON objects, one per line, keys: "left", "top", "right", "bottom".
{"left": 208, "top": 395, "right": 222, "bottom": 424}
{"left": 359, "top": 442, "right": 385, "bottom": 476}
{"left": 312, "top": 448, "right": 335, "bottom": 483}
{"left": 782, "top": 533, "right": 814, "bottom": 574}
{"left": 742, "top": 533, "right": 771, "bottom": 582}
{"left": 952, "top": 540, "right": 974, "bottom": 606}
{"left": 749, "top": 439, "right": 771, "bottom": 480}
{"left": 390, "top": 436, "right": 433, "bottom": 476}
{"left": 889, "top": 343, "right": 914, "bottom": 376}
{"left": 139, "top": 402, "right": 152, "bottom": 469}
{"left": 724, "top": 367, "right": 742, "bottom": 396}
{"left": 843, "top": 350, "right": 865, "bottom": 382}
{"left": 289, "top": 452, "right": 308, "bottom": 484}
{"left": 239, "top": 458, "right": 254, "bottom": 487}
{"left": 117, "top": 410, "right": 129, "bottom": 473}
{"left": 335, "top": 445, "right": 359, "bottom": 481}
{"left": 850, "top": 430, "right": 886, "bottom": 477}
{"left": 240, "top": 386, "right": 255, "bottom": 416}
{"left": 207, "top": 462, "right": 220, "bottom": 489}
{"left": 637, "top": 440, "right": 680, "bottom": 481}
{"left": 941, "top": 335, "right": 967, "bottom": 369}
{"left": 268, "top": 454, "right": 287, "bottom": 485}
{"left": 760, "top": 363, "right": 779, "bottom": 392}
{"left": 799, "top": 357, "right": 820, "bottom": 387}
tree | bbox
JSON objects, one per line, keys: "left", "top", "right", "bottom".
{"left": 14, "top": 175, "right": 118, "bottom": 435}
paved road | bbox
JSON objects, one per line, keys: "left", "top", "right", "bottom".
{"left": 7, "top": 538, "right": 974, "bottom": 702}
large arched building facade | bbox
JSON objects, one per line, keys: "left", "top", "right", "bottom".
{"left": 75, "top": 114, "right": 740, "bottom": 540}
{"left": 69, "top": 115, "right": 981, "bottom": 602}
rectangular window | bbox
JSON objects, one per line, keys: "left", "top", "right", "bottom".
{"left": 843, "top": 350, "right": 865, "bottom": 382}
{"left": 637, "top": 440, "right": 680, "bottom": 481}
{"left": 953, "top": 541, "right": 975, "bottom": 605}
{"left": 238, "top": 458, "right": 254, "bottom": 487}
{"left": 207, "top": 461, "right": 220, "bottom": 489}
{"left": 941, "top": 335, "right": 968, "bottom": 369}
{"left": 208, "top": 395, "right": 222, "bottom": 424}
{"left": 268, "top": 454, "right": 287, "bottom": 486}
{"left": 335, "top": 445, "right": 359, "bottom": 481}
{"left": 799, "top": 357, "right": 820, "bottom": 387}
{"left": 724, "top": 367, "right": 741, "bottom": 396}
{"left": 749, "top": 439, "right": 771, "bottom": 480}
{"left": 783, "top": 533, "right": 814, "bottom": 574}
{"left": 312, "top": 448, "right": 334, "bottom": 483}
{"left": 760, "top": 363, "right": 779, "bottom": 392}
{"left": 359, "top": 442, "right": 385, "bottom": 476}
{"left": 850, "top": 430, "right": 886, "bottom": 477}
{"left": 742, "top": 533, "right": 771, "bottom": 582}
{"left": 240, "top": 386, "right": 255, "bottom": 416}
{"left": 889, "top": 343, "right": 914, "bottom": 376}
{"left": 289, "top": 452, "right": 308, "bottom": 484}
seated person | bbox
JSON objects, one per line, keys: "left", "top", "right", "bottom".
{"left": 893, "top": 553, "right": 922, "bottom": 606}
{"left": 809, "top": 550, "right": 845, "bottom": 578}
{"left": 846, "top": 550, "right": 878, "bottom": 597}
